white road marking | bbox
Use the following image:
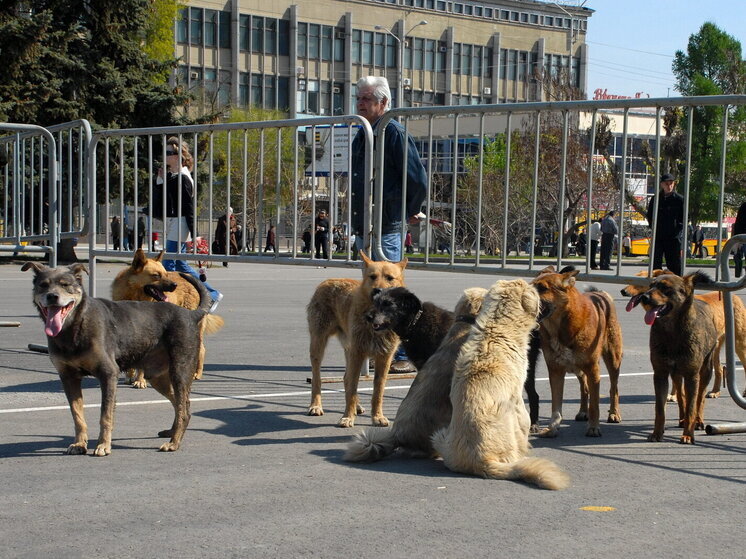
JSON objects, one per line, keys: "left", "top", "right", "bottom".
{"left": 0, "top": 371, "right": 663, "bottom": 415}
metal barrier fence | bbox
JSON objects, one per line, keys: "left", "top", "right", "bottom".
{"left": 0, "top": 120, "right": 92, "bottom": 267}
{"left": 86, "top": 115, "right": 374, "bottom": 289}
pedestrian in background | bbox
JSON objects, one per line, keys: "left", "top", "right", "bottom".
{"left": 646, "top": 173, "right": 684, "bottom": 275}
{"left": 589, "top": 219, "right": 601, "bottom": 270}
{"left": 314, "top": 209, "right": 329, "bottom": 259}
{"left": 599, "top": 210, "right": 618, "bottom": 270}
{"left": 732, "top": 202, "right": 746, "bottom": 277}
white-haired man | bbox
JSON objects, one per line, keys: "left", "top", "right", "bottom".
{"left": 350, "top": 76, "right": 427, "bottom": 373}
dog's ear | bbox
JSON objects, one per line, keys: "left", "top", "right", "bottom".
{"left": 155, "top": 251, "right": 164, "bottom": 263}
{"left": 397, "top": 257, "right": 408, "bottom": 270}
{"left": 69, "top": 264, "right": 89, "bottom": 285}
{"left": 131, "top": 248, "right": 147, "bottom": 271}
{"left": 21, "top": 262, "right": 45, "bottom": 274}
{"left": 521, "top": 283, "right": 540, "bottom": 317}
{"left": 359, "top": 250, "right": 372, "bottom": 267}
{"left": 537, "top": 265, "right": 555, "bottom": 275}
{"left": 652, "top": 269, "right": 674, "bottom": 278}
{"left": 561, "top": 268, "right": 579, "bottom": 287}
{"left": 559, "top": 265, "right": 576, "bottom": 274}
{"left": 687, "top": 270, "right": 714, "bottom": 288}
{"left": 401, "top": 290, "right": 422, "bottom": 314}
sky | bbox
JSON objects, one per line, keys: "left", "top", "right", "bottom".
{"left": 581, "top": 0, "right": 746, "bottom": 99}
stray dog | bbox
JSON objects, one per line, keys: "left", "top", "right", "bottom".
{"left": 431, "top": 280, "right": 570, "bottom": 490}
{"left": 306, "top": 251, "right": 406, "bottom": 428}
{"left": 532, "top": 266, "right": 623, "bottom": 437}
{"left": 345, "top": 287, "right": 486, "bottom": 462}
{"left": 23, "top": 262, "right": 224, "bottom": 455}
{"left": 639, "top": 271, "right": 718, "bottom": 444}
{"left": 622, "top": 269, "right": 746, "bottom": 398}
{"left": 112, "top": 248, "right": 203, "bottom": 388}
{"left": 365, "top": 287, "right": 455, "bottom": 370}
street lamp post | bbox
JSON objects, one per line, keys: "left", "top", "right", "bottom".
{"left": 375, "top": 20, "right": 427, "bottom": 108}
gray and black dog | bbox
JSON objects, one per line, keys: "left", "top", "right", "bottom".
{"left": 23, "top": 262, "right": 224, "bottom": 456}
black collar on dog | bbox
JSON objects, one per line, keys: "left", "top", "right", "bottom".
{"left": 400, "top": 309, "right": 424, "bottom": 342}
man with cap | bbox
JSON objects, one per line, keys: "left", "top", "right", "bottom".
{"left": 599, "top": 210, "right": 618, "bottom": 270}
{"left": 646, "top": 173, "right": 684, "bottom": 275}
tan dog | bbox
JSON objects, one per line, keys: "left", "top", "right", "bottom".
{"left": 306, "top": 251, "right": 406, "bottom": 428}
{"left": 532, "top": 266, "right": 623, "bottom": 437}
{"left": 621, "top": 269, "right": 746, "bottom": 398}
{"left": 639, "top": 271, "right": 718, "bottom": 444}
{"left": 112, "top": 249, "right": 203, "bottom": 388}
{"left": 344, "top": 287, "right": 487, "bottom": 462}
{"left": 431, "top": 279, "right": 569, "bottom": 490}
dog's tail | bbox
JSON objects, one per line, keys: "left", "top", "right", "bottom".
{"left": 178, "top": 273, "right": 225, "bottom": 334}
{"left": 343, "top": 428, "right": 397, "bottom": 462}
{"left": 482, "top": 456, "right": 570, "bottom": 490}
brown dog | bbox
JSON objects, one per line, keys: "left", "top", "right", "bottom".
{"left": 639, "top": 271, "right": 718, "bottom": 444}
{"left": 112, "top": 249, "right": 203, "bottom": 388}
{"left": 531, "top": 266, "right": 623, "bottom": 437}
{"left": 622, "top": 269, "right": 746, "bottom": 398}
{"left": 306, "top": 251, "right": 406, "bottom": 428}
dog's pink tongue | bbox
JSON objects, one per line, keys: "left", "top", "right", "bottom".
{"left": 44, "top": 306, "right": 65, "bottom": 337}
{"left": 626, "top": 295, "right": 640, "bottom": 312}
{"left": 644, "top": 307, "right": 659, "bottom": 326}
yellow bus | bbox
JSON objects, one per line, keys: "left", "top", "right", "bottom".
{"left": 628, "top": 222, "right": 730, "bottom": 258}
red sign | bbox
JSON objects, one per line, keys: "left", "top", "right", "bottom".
{"left": 593, "top": 88, "right": 650, "bottom": 101}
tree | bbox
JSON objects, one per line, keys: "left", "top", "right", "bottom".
{"left": 670, "top": 22, "right": 746, "bottom": 222}
{"left": 0, "top": 1, "right": 186, "bottom": 128}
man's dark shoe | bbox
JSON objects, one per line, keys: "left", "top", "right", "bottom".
{"left": 389, "top": 360, "right": 416, "bottom": 374}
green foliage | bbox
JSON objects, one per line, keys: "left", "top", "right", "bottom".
{"left": 142, "top": 0, "right": 180, "bottom": 68}
{"left": 0, "top": 1, "right": 186, "bottom": 128}
{"left": 671, "top": 22, "right": 746, "bottom": 221}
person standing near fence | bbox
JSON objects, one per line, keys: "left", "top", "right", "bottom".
{"left": 732, "top": 202, "right": 746, "bottom": 277}
{"left": 264, "top": 224, "right": 277, "bottom": 253}
{"left": 314, "top": 209, "right": 329, "bottom": 259}
{"left": 589, "top": 219, "right": 601, "bottom": 270}
{"left": 646, "top": 173, "right": 684, "bottom": 275}
{"left": 153, "top": 136, "right": 223, "bottom": 312}
{"left": 350, "top": 75, "right": 427, "bottom": 374}
{"left": 599, "top": 210, "right": 618, "bottom": 270}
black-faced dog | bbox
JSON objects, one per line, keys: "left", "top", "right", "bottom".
{"left": 640, "top": 271, "right": 718, "bottom": 444}
{"left": 23, "top": 262, "right": 224, "bottom": 455}
{"left": 365, "top": 287, "right": 455, "bottom": 370}
{"left": 366, "top": 285, "right": 543, "bottom": 430}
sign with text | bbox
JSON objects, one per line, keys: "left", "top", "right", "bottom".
{"left": 304, "top": 124, "right": 360, "bottom": 177}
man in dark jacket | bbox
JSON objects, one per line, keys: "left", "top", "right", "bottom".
{"left": 350, "top": 76, "right": 427, "bottom": 263}
{"left": 646, "top": 173, "right": 684, "bottom": 275}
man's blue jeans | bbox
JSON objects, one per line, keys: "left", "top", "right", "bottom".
{"left": 164, "top": 239, "right": 220, "bottom": 302}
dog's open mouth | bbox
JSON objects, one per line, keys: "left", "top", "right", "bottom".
{"left": 625, "top": 294, "right": 642, "bottom": 312}
{"left": 644, "top": 304, "right": 670, "bottom": 325}
{"left": 40, "top": 302, "right": 75, "bottom": 337}
{"left": 143, "top": 284, "right": 171, "bottom": 302}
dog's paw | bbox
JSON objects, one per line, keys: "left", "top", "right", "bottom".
{"left": 585, "top": 426, "right": 602, "bottom": 437}
{"left": 65, "top": 443, "right": 88, "bottom": 455}
{"left": 158, "top": 429, "right": 173, "bottom": 438}
{"left": 607, "top": 411, "right": 622, "bottom": 423}
{"left": 93, "top": 443, "right": 111, "bottom": 456}
{"left": 574, "top": 412, "right": 588, "bottom": 421}
{"left": 529, "top": 424, "right": 541, "bottom": 434}
{"left": 371, "top": 415, "right": 389, "bottom": 427}
{"left": 132, "top": 379, "right": 148, "bottom": 389}
{"left": 536, "top": 427, "right": 559, "bottom": 438}
{"left": 337, "top": 417, "right": 355, "bottom": 428}
{"left": 694, "top": 421, "right": 705, "bottom": 431}
{"left": 679, "top": 435, "right": 695, "bottom": 445}
{"left": 706, "top": 391, "right": 720, "bottom": 399}
{"left": 307, "top": 406, "right": 324, "bottom": 417}
{"left": 356, "top": 403, "right": 365, "bottom": 415}
{"left": 159, "top": 441, "right": 180, "bottom": 452}
{"left": 647, "top": 432, "right": 664, "bottom": 442}
{"left": 666, "top": 394, "right": 677, "bottom": 403}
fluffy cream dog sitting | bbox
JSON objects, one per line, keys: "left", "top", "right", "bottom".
{"left": 431, "top": 279, "right": 570, "bottom": 490}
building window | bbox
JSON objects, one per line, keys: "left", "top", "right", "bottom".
{"left": 252, "top": 17, "right": 264, "bottom": 53}
{"left": 265, "top": 75, "right": 276, "bottom": 109}
{"left": 334, "top": 28, "right": 345, "bottom": 62}
{"left": 307, "top": 80, "right": 319, "bottom": 114}
{"left": 239, "top": 15, "right": 249, "bottom": 51}
{"left": 530, "top": 13, "right": 539, "bottom": 24}
{"left": 461, "top": 44, "right": 471, "bottom": 75}
{"left": 386, "top": 34, "right": 396, "bottom": 67}
{"left": 251, "top": 74, "right": 262, "bottom": 106}
{"left": 413, "top": 37, "right": 424, "bottom": 70}
{"left": 425, "top": 39, "right": 435, "bottom": 71}
{"left": 453, "top": 3, "right": 463, "bottom": 14}
{"left": 352, "top": 29, "right": 361, "bottom": 63}
{"left": 322, "top": 26, "right": 333, "bottom": 61}
{"left": 265, "top": 19, "right": 277, "bottom": 54}
{"left": 484, "top": 7, "right": 493, "bottom": 18}
{"left": 374, "top": 32, "right": 385, "bottom": 66}
{"left": 436, "top": 41, "right": 446, "bottom": 72}
{"left": 298, "top": 22, "right": 307, "bottom": 58}
{"left": 278, "top": 77, "right": 289, "bottom": 111}
{"left": 453, "top": 43, "right": 461, "bottom": 74}
{"left": 177, "top": 8, "right": 188, "bottom": 43}
{"left": 308, "top": 24, "right": 320, "bottom": 59}
{"left": 362, "top": 31, "right": 373, "bottom": 65}
{"left": 279, "top": 20, "right": 289, "bottom": 56}
{"left": 218, "top": 11, "right": 230, "bottom": 48}
{"left": 190, "top": 7, "right": 203, "bottom": 46}
{"left": 436, "top": 0, "right": 446, "bottom": 9}
{"left": 239, "top": 73, "right": 249, "bottom": 106}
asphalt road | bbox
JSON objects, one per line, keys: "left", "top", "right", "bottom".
{"left": 1, "top": 258, "right": 745, "bottom": 558}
